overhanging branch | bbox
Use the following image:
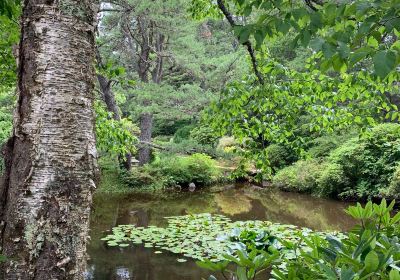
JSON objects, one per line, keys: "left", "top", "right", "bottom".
{"left": 216, "top": 0, "right": 264, "bottom": 85}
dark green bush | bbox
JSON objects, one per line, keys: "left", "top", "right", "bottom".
{"left": 173, "top": 124, "right": 196, "bottom": 143}
{"left": 120, "top": 165, "right": 171, "bottom": 190}
{"left": 380, "top": 164, "right": 400, "bottom": 199}
{"left": 273, "top": 124, "right": 400, "bottom": 200}
{"left": 152, "top": 118, "right": 192, "bottom": 137}
{"left": 329, "top": 123, "right": 400, "bottom": 199}
{"left": 305, "top": 131, "right": 356, "bottom": 158}
{"left": 274, "top": 200, "right": 400, "bottom": 280}
{"left": 164, "top": 139, "right": 219, "bottom": 157}
{"left": 266, "top": 144, "right": 298, "bottom": 172}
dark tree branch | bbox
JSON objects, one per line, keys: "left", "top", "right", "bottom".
{"left": 99, "top": 8, "right": 123, "bottom": 13}
{"left": 216, "top": 0, "right": 264, "bottom": 85}
{"left": 304, "top": 0, "right": 324, "bottom": 11}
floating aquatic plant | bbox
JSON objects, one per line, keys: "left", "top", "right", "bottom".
{"left": 100, "top": 213, "right": 343, "bottom": 263}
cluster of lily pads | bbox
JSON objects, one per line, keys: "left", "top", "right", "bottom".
{"left": 100, "top": 213, "right": 343, "bottom": 263}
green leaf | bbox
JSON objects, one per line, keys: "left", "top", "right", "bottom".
{"left": 322, "top": 42, "right": 336, "bottom": 58}
{"left": 349, "top": 47, "right": 373, "bottom": 66}
{"left": 373, "top": 50, "right": 397, "bottom": 78}
{"left": 364, "top": 250, "right": 379, "bottom": 273}
{"left": 337, "top": 42, "right": 350, "bottom": 59}
{"left": 310, "top": 37, "right": 325, "bottom": 51}
{"left": 390, "top": 269, "right": 400, "bottom": 280}
{"left": 238, "top": 27, "right": 251, "bottom": 44}
{"left": 254, "top": 30, "right": 265, "bottom": 49}
{"left": 385, "top": 18, "right": 400, "bottom": 32}
{"left": 236, "top": 266, "right": 248, "bottom": 280}
{"left": 301, "top": 30, "right": 311, "bottom": 47}
{"left": 276, "top": 21, "right": 290, "bottom": 34}
{"left": 340, "top": 268, "right": 355, "bottom": 280}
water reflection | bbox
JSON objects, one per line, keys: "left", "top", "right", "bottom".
{"left": 87, "top": 184, "right": 356, "bottom": 279}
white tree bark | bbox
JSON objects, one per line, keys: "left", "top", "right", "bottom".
{"left": 0, "top": 1, "right": 98, "bottom": 279}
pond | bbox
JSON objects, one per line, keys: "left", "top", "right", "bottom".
{"left": 85, "top": 184, "right": 356, "bottom": 280}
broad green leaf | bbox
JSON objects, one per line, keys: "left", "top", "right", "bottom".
{"left": 364, "top": 250, "right": 379, "bottom": 273}
{"left": 373, "top": 50, "right": 397, "bottom": 78}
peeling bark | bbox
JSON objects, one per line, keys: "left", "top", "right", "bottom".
{"left": 0, "top": 1, "right": 98, "bottom": 279}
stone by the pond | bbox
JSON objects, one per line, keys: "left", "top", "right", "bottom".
{"left": 188, "top": 183, "right": 196, "bottom": 192}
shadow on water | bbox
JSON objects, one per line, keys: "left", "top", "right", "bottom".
{"left": 86, "top": 184, "right": 356, "bottom": 279}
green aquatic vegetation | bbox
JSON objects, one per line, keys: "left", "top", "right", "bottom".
{"left": 198, "top": 200, "right": 400, "bottom": 280}
{"left": 100, "top": 213, "right": 343, "bottom": 263}
{"left": 226, "top": 228, "right": 279, "bottom": 253}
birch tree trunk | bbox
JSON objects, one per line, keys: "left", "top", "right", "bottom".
{"left": 0, "top": 1, "right": 98, "bottom": 279}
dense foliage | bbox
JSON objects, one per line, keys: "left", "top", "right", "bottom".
{"left": 274, "top": 200, "right": 400, "bottom": 280}
{"left": 191, "top": 0, "right": 400, "bottom": 80}
{"left": 95, "top": 101, "right": 139, "bottom": 156}
{"left": 0, "top": 6, "right": 19, "bottom": 87}
{"left": 273, "top": 124, "right": 400, "bottom": 200}
{"left": 195, "top": 200, "right": 400, "bottom": 280}
{"left": 121, "top": 153, "right": 222, "bottom": 189}
{"left": 205, "top": 63, "right": 396, "bottom": 177}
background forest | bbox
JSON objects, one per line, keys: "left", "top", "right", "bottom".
{"left": 1, "top": 0, "right": 400, "bottom": 279}
{"left": 2, "top": 0, "right": 398, "bottom": 200}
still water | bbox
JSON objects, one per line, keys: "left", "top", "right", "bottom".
{"left": 86, "top": 184, "right": 355, "bottom": 280}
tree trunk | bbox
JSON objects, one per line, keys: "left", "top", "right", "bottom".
{"left": 0, "top": 1, "right": 98, "bottom": 279}
{"left": 151, "top": 34, "right": 165, "bottom": 84}
{"left": 97, "top": 74, "right": 120, "bottom": 120}
{"left": 138, "top": 113, "right": 153, "bottom": 166}
{"left": 97, "top": 74, "right": 132, "bottom": 170}
{"left": 137, "top": 16, "right": 150, "bottom": 83}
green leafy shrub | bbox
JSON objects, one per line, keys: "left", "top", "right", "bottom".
{"left": 153, "top": 153, "right": 220, "bottom": 186}
{"left": 273, "top": 124, "right": 400, "bottom": 199}
{"left": 217, "top": 136, "right": 236, "bottom": 151}
{"left": 122, "top": 153, "right": 221, "bottom": 189}
{"left": 305, "top": 131, "right": 356, "bottom": 158}
{"left": 266, "top": 144, "right": 298, "bottom": 172}
{"left": 228, "top": 228, "right": 278, "bottom": 253}
{"left": 328, "top": 123, "right": 400, "bottom": 199}
{"left": 120, "top": 165, "right": 171, "bottom": 190}
{"left": 274, "top": 199, "right": 400, "bottom": 280}
{"left": 272, "top": 159, "right": 326, "bottom": 193}
{"left": 164, "top": 139, "right": 218, "bottom": 157}
{"left": 384, "top": 164, "right": 400, "bottom": 199}
{"left": 196, "top": 200, "right": 400, "bottom": 280}
{"left": 189, "top": 125, "right": 219, "bottom": 146}
{"left": 315, "top": 163, "right": 349, "bottom": 198}
{"left": 95, "top": 101, "right": 139, "bottom": 156}
{"left": 173, "top": 124, "right": 196, "bottom": 143}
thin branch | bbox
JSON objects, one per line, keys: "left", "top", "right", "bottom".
{"left": 304, "top": 0, "right": 324, "bottom": 11}
{"left": 99, "top": 8, "right": 123, "bottom": 13}
{"left": 216, "top": 0, "right": 264, "bottom": 85}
